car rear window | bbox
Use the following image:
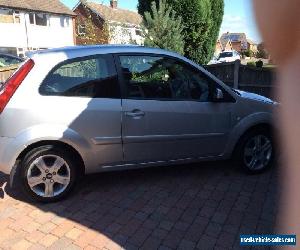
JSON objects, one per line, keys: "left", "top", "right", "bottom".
{"left": 219, "top": 52, "right": 233, "bottom": 58}
{"left": 39, "top": 54, "right": 120, "bottom": 98}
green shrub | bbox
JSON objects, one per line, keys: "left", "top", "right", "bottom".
{"left": 256, "top": 60, "right": 263, "bottom": 68}
{"left": 242, "top": 49, "right": 254, "bottom": 58}
{"left": 256, "top": 43, "right": 269, "bottom": 59}
{"left": 247, "top": 61, "right": 256, "bottom": 67}
{"left": 142, "top": 0, "right": 185, "bottom": 55}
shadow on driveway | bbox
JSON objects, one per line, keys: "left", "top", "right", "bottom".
{"left": 0, "top": 161, "right": 278, "bottom": 249}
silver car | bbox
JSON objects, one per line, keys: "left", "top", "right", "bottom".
{"left": 0, "top": 46, "right": 276, "bottom": 202}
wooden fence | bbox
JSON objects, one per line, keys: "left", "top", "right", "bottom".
{"left": 204, "top": 61, "right": 276, "bottom": 99}
{"left": 0, "top": 65, "right": 18, "bottom": 83}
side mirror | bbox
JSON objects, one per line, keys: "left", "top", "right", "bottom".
{"left": 214, "top": 88, "right": 224, "bottom": 101}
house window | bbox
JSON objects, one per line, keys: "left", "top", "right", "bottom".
{"left": 29, "top": 13, "right": 48, "bottom": 26}
{"left": 0, "top": 9, "right": 14, "bottom": 23}
{"left": 78, "top": 24, "right": 86, "bottom": 36}
{"left": 135, "top": 29, "right": 142, "bottom": 36}
{"left": 29, "top": 13, "right": 34, "bottom": 24}
{"left": 13, "top": 11, "right": 20, "bottom": 23}
{"left": 35, "top": 13, "right": 47, "bottom": 26}
{"left": 60, "top": 16, "right": 69, "bottom": 27}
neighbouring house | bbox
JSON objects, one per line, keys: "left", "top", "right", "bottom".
{"left": 216, "top": 32, "right": 258, "bottom": 57}
{"left": 215, "top": 39, "right": 233, "bottom": 56}
{"left": 219, "top": 32, "right": 248, "bottom": 54}
{"left": 214, "top": 40, "right": 223, "bottom": 56}
{"left": 0, "top": 0, "right": 76, "bottom": 57}
{"left": 73, "top": 0, "right": 143, "bottom": 46}
{"left": 247, "top": 39, "right": 258, "bottom": 53}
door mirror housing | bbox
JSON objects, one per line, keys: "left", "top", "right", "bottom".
{"left": 213, "top": 88, "right": 224, "bottom": 101}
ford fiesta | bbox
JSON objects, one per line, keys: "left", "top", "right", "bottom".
{"left": 0, "top": 46, "right": 276, "bottom": 202}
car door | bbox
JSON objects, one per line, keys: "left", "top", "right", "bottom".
{"left": 39, "top": 54, "right": 123, "bottom": 168}
{"left": 117, "top": 54, "right": 234, "bottom": 164}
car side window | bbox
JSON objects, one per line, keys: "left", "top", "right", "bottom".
{"left": 40, "top": 54, "right": 120, "bottom": 98}
{"left": 119, "top": 55, "right": 213, "bottom": 102}
{"left": 169, "top": 62, "right": 213, "bottom": 102}
{"left": 119, "top": 55, "right": 174, "bottom": 99}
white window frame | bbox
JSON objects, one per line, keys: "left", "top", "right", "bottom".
{"left": 13, "top": 11, "right": 20, "bottom": 23}
{"left": 29, "top": 12, "right": 50, "bottom": 26}
{"left": 78, "top": 24, "right": 86, "bottom": 36}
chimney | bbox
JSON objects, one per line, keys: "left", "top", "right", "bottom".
{"left": 110, "top": 0, "right": 117, "bottom": 8}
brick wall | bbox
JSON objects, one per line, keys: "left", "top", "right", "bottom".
{"left": 74, "top": 4, "right": 109, "bottom": 45}
{"left": 231, "top": 42, "right": 242, "bottom": 53}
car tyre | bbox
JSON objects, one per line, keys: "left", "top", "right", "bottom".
{"left": 20, "top": 145, "right": 77, "bottom": 202}
{"left": 235, "top": 128, "right": 274, "bottom": 174}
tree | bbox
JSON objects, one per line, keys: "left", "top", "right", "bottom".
{"left": 256, "top": 43, "right": 269, "bottom": 59}
{"left": 142, "top": 0, "right": 185, "bottom": 55}
{"left": 138, "top": 0, "right": 224, "bottom": 64}
{"left": 242, "top": 49, "right": 254, "bottom": 58}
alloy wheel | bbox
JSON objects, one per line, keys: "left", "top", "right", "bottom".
{"left": 26, "top": 155, "right": 71, "bottom": 198}
{"left": 243, "top": 135, "right": 272, "bottom": 171}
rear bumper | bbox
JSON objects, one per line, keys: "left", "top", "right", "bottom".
{"left": 0, "top": 136, "right": 19, "bottom": 174}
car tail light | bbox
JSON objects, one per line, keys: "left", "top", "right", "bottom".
{"left": 0, "top": 59, "right": 34, "bottom": 114}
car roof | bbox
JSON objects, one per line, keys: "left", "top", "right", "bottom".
{"left": 27, "top": 45, "right": 184, "bottom": 60}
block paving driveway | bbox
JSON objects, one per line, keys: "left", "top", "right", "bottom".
{"left": 0, "top": 162, "right": 278, "bottom": 250}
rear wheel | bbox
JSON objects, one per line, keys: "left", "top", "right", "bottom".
{"left": 235, "top": 128, "right": 274, "bottom": 173}
{"left": 20, "top": 146, "right": 77, "bottom": 202}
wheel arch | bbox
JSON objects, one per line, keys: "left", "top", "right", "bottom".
{"left": 16, "top": 140, "right": 85, "bottom": 177}
{"left": 231, "top": 122, "right": 274, "bottom": 158}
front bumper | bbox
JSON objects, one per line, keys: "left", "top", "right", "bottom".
{"left": 0, "top": 136, "right": 18, "bottom": 174}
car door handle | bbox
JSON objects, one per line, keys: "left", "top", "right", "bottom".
{"left": 125, "top": 109, "right": 145, "bottom": 118}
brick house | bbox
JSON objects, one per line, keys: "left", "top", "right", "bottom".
{"left": 215, "top": 40, "right": 223, "bottom": 55}
{"left": 247, "top": 39, "right": 258, "bottom": 53}
{"left": 74, "top": 0, "right": 143, "bottom": 45}
{"left": 214, "top": 39, "right": 233, "bottom": 56}
{"left": 219, "top": 32, "right": 248, "bottom": 53}
{"left": 0, "top": 0, "right": 75, "bottom": 57}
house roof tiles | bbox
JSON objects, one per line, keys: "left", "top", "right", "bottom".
{"left": 220, "top": 32, "right": 248, "bottom": 50}
{"left": 0, "top": 0, "right": 75, "bottom": 16}
{"left": 86, "top": 1, "right": 142, "bottom": 26}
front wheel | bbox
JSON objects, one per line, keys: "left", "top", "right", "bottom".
{"left": 236, "top": 128, "right": 274, "bottom": 174}
{"left": 20, "top": 146, "right": 77, "bottom": 202}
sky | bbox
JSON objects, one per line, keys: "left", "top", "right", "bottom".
{"left": 61, "top": 0, "right": 262, "bottom": 43}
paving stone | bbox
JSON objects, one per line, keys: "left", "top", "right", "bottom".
{"left": 11, "top": 239, "right": 33, "bottom": 250}
{"left": 159, "top": 220, "right": 174, "bottom": 231}
{"left": 196, "top": 234, "right": 217, "bottom": 249}
{"left": 199, "top": 206, "right": 216, "bottom": 218}
{"left": 142, "top": 236, "right": 161, "bottom": 250}
{"left": 39, "top": 234, "right": 59, "bottom": 248}
{"left": 178, "top": 239, "right": 196, "bottom": 249}
{"left": 211, "top": 212, "right": 228, "bottom": 224}
{"left": 216, "top": 232, "right": 236, "bottom": 248}
{"left": 205, "top": 222, "right": 223, "bottom": 237}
